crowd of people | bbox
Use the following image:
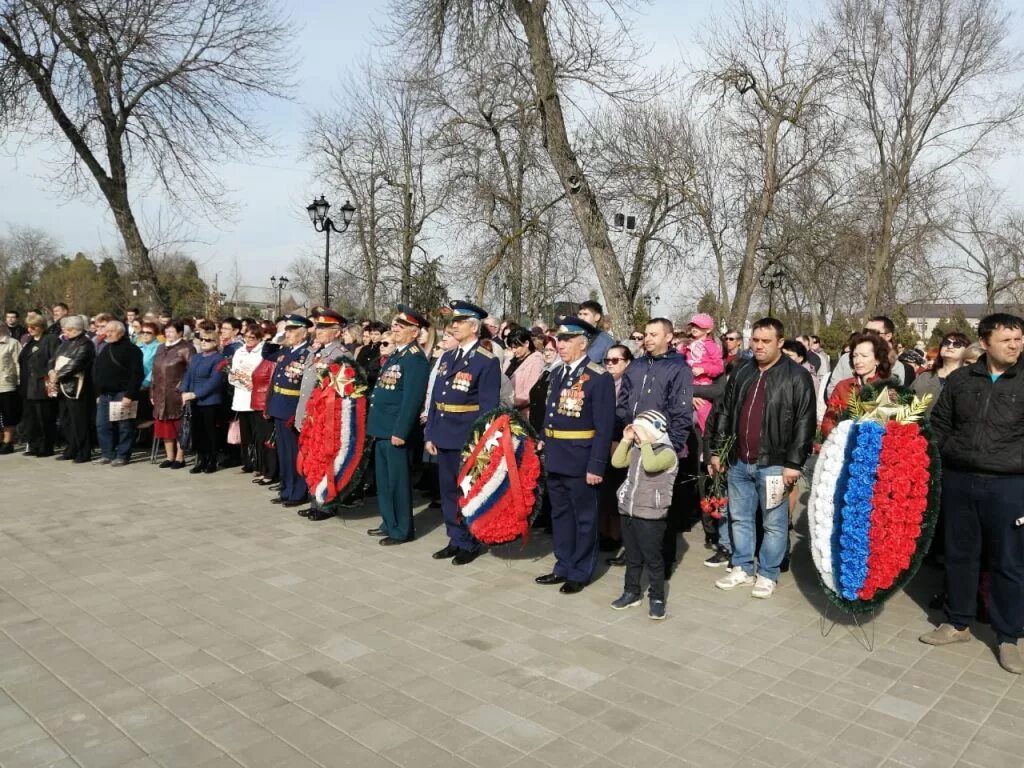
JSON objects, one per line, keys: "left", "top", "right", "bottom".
{"left": 1, "top": 299, "right": 1022, "bottom": 672}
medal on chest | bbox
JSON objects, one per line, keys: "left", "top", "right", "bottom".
{"left": 453, "top": 370, "right": 473, "bottom": 392}
{"left": 378, "top": 364, "right": 403, "bottom": 390}
{"left": 557, "top": 372, "right": 589, "bottom": 417}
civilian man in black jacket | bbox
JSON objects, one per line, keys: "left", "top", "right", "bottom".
{"left": 922, "top": 312, "right": 1024, "bottom": 675}
{"left": 93, "top": 320, "right": 143, "bottom": 466}
{"left": 710, "top": 317, "right": 816, "bottom": 599}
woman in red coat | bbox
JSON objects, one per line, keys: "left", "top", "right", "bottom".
{"left": 821, "top": 331, "right": 893, "bottom": 438}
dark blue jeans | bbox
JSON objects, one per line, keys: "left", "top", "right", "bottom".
{"left": 943, "top": 470, "right": 1024, "bottom": 643}
{"left": 96, "top": 392, "right": 135, "bottom": 460}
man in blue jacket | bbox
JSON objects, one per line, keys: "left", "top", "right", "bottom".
{"left": 616, "top": 317, "right": 694, "bottom": 573}
{"left": 424, "top": 301, "right": 501, "bottom": 565}
{"left": 535, "top": 317, "right": 616, "bottom": 594}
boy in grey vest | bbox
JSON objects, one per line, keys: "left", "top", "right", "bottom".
{"left": 610, "top": 410, "right": 679, "bottom": 619}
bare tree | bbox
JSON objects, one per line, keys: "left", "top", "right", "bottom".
{"left": 393, "top": 0, "right": 658, "bottom": 337}
{"left": 0, "top": 0, "right": 294, "bottom": 307}
{"left": 696, "top": 0, "right": 843, "bottom": 330}
{"left": 830, "top": 0, "right": 1024, "bottom": 317}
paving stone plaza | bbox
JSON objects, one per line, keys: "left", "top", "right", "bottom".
{"left": 1, "top": 457, "right": 1023, "bottom": 768}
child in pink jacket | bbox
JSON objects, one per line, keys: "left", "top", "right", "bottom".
{"left": 679, "top": 313, "right": 723, "bottom": 433}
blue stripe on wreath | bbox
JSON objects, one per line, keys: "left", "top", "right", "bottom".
{"left": 836, "top": 420, "right": 884, "bottom": 599}
{"left": 465, "top": 474, "right": 511, "bottom": 523}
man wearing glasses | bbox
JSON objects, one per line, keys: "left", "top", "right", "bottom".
{"left": 723, "top": 330, "right": 744, "bottom": 367}
{"left": 265, "top": 314, "right": 314, "bottom": 508}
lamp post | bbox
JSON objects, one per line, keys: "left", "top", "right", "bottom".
{"left": 642, "top": 293, "right": 660, "bottom": 318}
{"left": 759, "top": 259, "right": 787, "bottom": 319}
{"left": 270, "top": 275, "right": 289, "bottom": 317}
{"left": 306, "top": 195, "right": 356, "bottom": 306}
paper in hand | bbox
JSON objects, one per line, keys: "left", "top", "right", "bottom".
{"left": 764, "top": 475, "right": 788, "bottom": 510}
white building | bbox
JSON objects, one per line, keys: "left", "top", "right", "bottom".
{"left": 903, "top": 303, "right": 1024, "bottom": 341}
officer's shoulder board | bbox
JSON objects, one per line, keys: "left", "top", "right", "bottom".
{"left": 474, "top": 345, "right": 496, "bottom": 359}
{"left": 586, "top": 361, "right": 608, "bottom": 375}
{"left": 408, "top": 344, "right": 422, "bottom": 356}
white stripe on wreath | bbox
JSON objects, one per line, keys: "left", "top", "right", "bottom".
{"left": 315, "top": 396, "right": 355, "bottom": 504}
{"left": 807, "top": 419, "right": 853, "bottom": 593}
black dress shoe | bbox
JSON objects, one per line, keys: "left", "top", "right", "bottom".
{"left": 296, "top": 508, "right": 312, "bottom": 517}
{"left": 240, "top": 466, "right": 254, "bottom": 473}
{"left": 367, "top": 527, "right": 387, "bottom": 537}
{"left": 559, "top": 580, "right": 585, "bottom": 594}
{"left": 55, "top": 454, "right": 71, "bottom": 461}
{"left": 282, "top": 499, "right": 306, "bottom": 508}
{"left": 452, "top": 549, "right": 481, "bottom": 566}
{"left": 202, "top": 465, "right": 216, "bottom": 474}
{"left": 35, "top": 451, "right": 54, "bottom": 458}
{"left": 257, "top": 478, "right": 276, "bottom": 486}
{"left": 535, "top": 573, "right": 566, "bottom": 586}
{"left": 380, "top": 536, "right": 412, "bottom": 546}
{"left": 190, "top": 464, "right": 204, "bottom": 474}
{"left": 23, "top": 449, "right": 37, "bottom": 457}
{"left": 606, "top": 555, "right": 627, "bottom": 567}
{"left": 432, "top": 545, "right": 459, "bottom": 560}
{"left": 270, "top": 497, "right": 285, "bottom": 505}
{"left": 72, "top": 457, "right": 90, "bottom": 464}
{"left": 307, "top": 508, "right": 334, "bottom": 520}
{"left": 159, "top": 459, "right": 173, "bottom": 468}
{"left": 269, "top": 483, "right": 282, "bottom": 491}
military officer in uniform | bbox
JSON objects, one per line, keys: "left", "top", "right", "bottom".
{"left": 295, "top": 308, "right": 353, "bottom": 521}
{"left": 535, "top": 317, "right": 616, "bottom": 593}
{"left": 265, "top": 314, "right": 313, "bottom": 508}
{"left": 367, "top": 305, "right": 431, "bottom": 545}
{"left": 424, "top": 300, "right": 501, "bottom": 565}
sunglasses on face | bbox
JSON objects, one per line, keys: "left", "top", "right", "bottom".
{"left": 630, "top": 335, "right": 643, "bottom": 341}
{"left": 725, "top": 336, "right": 740, "bottom": 341}
{"left": 604, "top": 357, "right": 625, "bottom": 364}
{"left": 199, "top": 337, "right": 217, "bottom": 343}
{"left": 942, "top": 339, "right": 966, "bottom": 348}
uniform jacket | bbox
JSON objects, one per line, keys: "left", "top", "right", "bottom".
{"left": 930, "top": 355, "right": 1024, "bottom": 475}
{"left": 151, "top": 341, "right": 194, "bottom": 420}
{"left": 295, "top": 340, "right": 347, "bottom": 429}
{"left": 616, "top": 350, "right": 693, "bottom": 454}
{"left": 181, "top": 350, "right": 228, "bottom": 407}
{"left": 368, "top": 341, "right": 430, "bottom": 441}
{"left": 19, "top": 333, "right": 59, "bottom": 400}
{"left": 424, "top": 341, "right": 501, "bottom": 450}
{"left": 541, "top": 358, "right": 616, "bottom": 477}
{"left": 266, "top": 341, "right": 311, "bottom": 421}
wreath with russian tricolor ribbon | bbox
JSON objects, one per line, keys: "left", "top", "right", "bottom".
{"left": 456, "top": 407, "right": 544, "bottom": 545}
{"left": 807, "top": 383, "right": 941, "bottom": 612}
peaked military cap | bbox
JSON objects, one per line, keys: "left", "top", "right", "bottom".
{"left": 312, "top": 308, "right": 346, "bottom": 326}
{"left": 554, "top": 315, "right": 597, "bottom": 339}
{"left": 395, "top": 304, "right": 429, "bottom": 328}
{"left": 283, "top": 314, "right": 313, "bottom": 329}
{"left": 448, "top": 300, "right": 488, "bottom": 321}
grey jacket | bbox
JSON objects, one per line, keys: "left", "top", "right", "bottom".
{"left": 295, "top": 340, "right": 348, "bottom": 430}
{"left": 615, "top": 442, "right": 678, "bottom": 520}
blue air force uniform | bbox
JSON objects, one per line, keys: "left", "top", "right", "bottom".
{"left": 424, "top": 302, "right": 501, "bottom": 555}
{"left": 265, "top": 316, "right": 313, "bottom": 503}
{"left": 367, "top": 306, "right": 431, "bottom": 543}
{"left": 541, "top": 319, "right": 616, "bottom": 586}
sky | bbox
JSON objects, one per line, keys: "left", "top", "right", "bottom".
{"left": 1, "top": 0, "right": 1022, "bottom": 316}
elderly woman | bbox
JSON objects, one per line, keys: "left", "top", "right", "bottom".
{"left": 151, "top": 319, "right": 194, "bottom": 468}
{"left": 229, "top": 323, "right": 266, "bottom": 473}
{"left": 136, "top": 320, "right": 161, "bottom": 422}
{"left": 181, "top": 321, "right": 228, "bottom": 474}
{"left": 0, "top": 322, "right": 21, "bottom": 454}
{"left": 18, "top": 313, "right": 59, "bottom": 456}
{"left": 504, "top": 326, "right": 545, "bottom": 422}
{"left": 51, "top": 315, "right": 96, "bottom": 463}
{"left": 822, "top": 331, "right": 895, "bottom": 438}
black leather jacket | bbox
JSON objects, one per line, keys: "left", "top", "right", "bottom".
{"left": 712, "top": 355, "right": 816, "bottom": 470}
{"left": 52, "top": 334, "right": 95, "bottom": 398}
{"left": 930, "top": 356, "right": 1024, "bottom": 475}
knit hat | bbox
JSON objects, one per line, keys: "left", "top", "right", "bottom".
{"left": 633, "top": 410, "right": 670, "bottom": 445}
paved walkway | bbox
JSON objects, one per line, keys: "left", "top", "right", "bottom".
{"left": 1, "top": 455, "right": 1022, "bottom": 768}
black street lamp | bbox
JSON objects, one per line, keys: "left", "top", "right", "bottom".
{"left": 642, "top": 293, "right": 660, "bottom": 317}
{"left": 306, "top": 195, "right": 356, "bottom": 306}
{"left": 270, "top": 275, "right": 289, "bottom": 317}
{"left": 759, "top": 259, "right": 787, "bottom": 318}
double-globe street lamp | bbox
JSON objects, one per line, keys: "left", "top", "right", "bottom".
{"left": 759, "top": 259, "right": 787, "bottom": 319}
{"left": 270, "top": 275, "right": 289, "bottom": 317}
{"left": 306, "top": 195, "right": 356, "bottom": 306}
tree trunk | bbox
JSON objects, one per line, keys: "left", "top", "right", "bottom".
{"left": 864, "top": 201, "right": 896, "bottom": 319}
{"left": 105, "top": 186, "right": 170, "bottom": 310}
{"left": 510, "top": 0, "right": 633, "bottom": 338}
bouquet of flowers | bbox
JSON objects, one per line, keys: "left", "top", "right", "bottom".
{"left": 700, "top": 436, "right": 735, "bottom": 521}
{"left": 297, "top": 355, "right": 371, "bottom": 504}
{"left": 457, "top": 407, "right": 544, "bottom": 545}
{"left": 807, "top": 384, "right": 940, "bottom": 612}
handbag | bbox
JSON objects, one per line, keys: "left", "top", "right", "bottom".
{"left": 227, "top": 417, "right": 241, "bottom": 445}
{"left": 178, "top": 403, "right": 193, "bottom": 451}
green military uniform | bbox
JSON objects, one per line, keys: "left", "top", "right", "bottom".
{"left": 367, "top": 317, "right": 430, "bottom": 543}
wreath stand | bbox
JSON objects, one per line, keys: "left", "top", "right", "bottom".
{"left": 820, "top": 603, "right": 876, "bottom": 652}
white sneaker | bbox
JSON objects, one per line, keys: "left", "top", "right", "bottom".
{"left": 751, "top": 575, "right": 776, "bottom": 599}
{"left": 715, "top": 569, "right": 755, "bottom": 590}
